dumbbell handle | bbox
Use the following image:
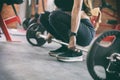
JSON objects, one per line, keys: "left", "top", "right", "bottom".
{"left": 37, "top": 33, "right": 89, "bottom": 52}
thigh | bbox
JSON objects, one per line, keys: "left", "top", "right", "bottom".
{"left": 39, "top": 11, "right": 59, "bottom": 36}
{"left": 77, "top": 19, "right": 95, "bottom": 46}
{"left": 49, "top": 10, "right": 71, "bottom": 42}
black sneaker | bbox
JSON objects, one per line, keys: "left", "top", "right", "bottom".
{"left": 49, "top": 46, "right": 68, "bottom": 57}
{"left": 56, "top": 49, "right": 83, "bottom": 62}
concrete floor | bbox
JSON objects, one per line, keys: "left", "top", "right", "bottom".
{"left": 0, "top": 31, "right": 93, "bottom": 80}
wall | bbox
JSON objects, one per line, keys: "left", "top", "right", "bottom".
{"left": 94, "top": 0, "right": 118, "bottom": 34}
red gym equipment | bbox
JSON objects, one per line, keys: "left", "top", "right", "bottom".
{"left": 0, "top": 4, "right": 21, "bottom": 41}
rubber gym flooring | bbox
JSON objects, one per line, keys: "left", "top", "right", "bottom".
{"left": 0, "top": 29, "right": 93, "bottom": 80}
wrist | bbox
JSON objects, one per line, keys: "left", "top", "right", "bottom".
{"left": 69, "top": 32, "right": 77, "bottom": 37}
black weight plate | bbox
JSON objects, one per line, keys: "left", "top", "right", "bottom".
{"left": 28, "top": 18, "right": 37, "bottom": 27}
{"left": 26, "top": 23, "right": 46, "bottom": 46}
{"left": 28, "top": 13, "right": 39, "bottom": 27}
{"left": 22, "top": 18, "right": 31, "bottom": 30}
{"left": 87, "top": 30, "right": 120, "bottom": 80}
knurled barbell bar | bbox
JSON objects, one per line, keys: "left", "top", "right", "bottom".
{"left": 36, "top": 32, "right": 89, "bottom": 52}
{"left": 26, "top": 23, "right": 120, "bottom": 53}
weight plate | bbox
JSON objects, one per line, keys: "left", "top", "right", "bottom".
{"left": 22, "top": 18, "right": 31, "bottom": 30}
{"left": 28, "top": 18, "right": 37, "bottom": 27}
{"left": 26, "top": 23, "right": 46, "bottom": 46}
{"left": 87, "top": 30, "right": 120, "bottom": 80}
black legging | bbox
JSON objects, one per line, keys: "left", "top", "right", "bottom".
{"left": 40, "top": 10, "right": 95, "bottom": 46}
{"left": 0, "top": 1, "right": 3, "bottom": 12}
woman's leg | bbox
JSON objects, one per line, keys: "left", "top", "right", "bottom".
{"left": 57, "top": 19, "right": 95, "bottom": 62}
{"left": 49, "top": 11, "right": 95, "bottom": 47}
{"left": 48, "top": 10, "right": 71, "bottom": 42}
{"left": 77, "top": 19, "right": 95, "bottom": 46}
{"left": 39, "top": 11, "right": 57, "bottom": 36}
{"left": 40, "top": 10, "right": 95, "bottom": 60}
{"left": 40, "top": 11, "right": 95, "bottom": 46}
{"left": 39, "top": 10, "right": 70, "bottom": 57}
{"left": 40, "top": 10, "right": 70, "bottom": 42}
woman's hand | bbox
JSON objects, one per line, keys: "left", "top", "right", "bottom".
{"left": 68, "top": 36, "right": 76, "bottom": 50}
{"left": 45, "top": 33, "right": 53, "bottom": 43}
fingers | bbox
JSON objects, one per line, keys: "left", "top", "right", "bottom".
{"left": 73, "top": 48, "right": 80, "bottom": 52}
{"left": 68, "top": 46, "right": 80, "bottom": 52}
{"left": 45, "top": 37, "right": 52, "bottom": 43}
{"left": 47, "top": 39, "right": 52, "bottom": 43}
{"left": 75, "top": 48, "right": 81, "bottom": 52}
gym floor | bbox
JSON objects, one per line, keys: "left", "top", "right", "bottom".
{"left": 0, "top": 29, "right": 93, "bottom": 80}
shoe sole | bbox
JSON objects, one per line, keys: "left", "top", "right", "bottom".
{"left": 49, "top": 52, "right": 57, "bottom": 57}
{"left": 57, "top": 56, "right": 84, "bottom": 62}
{"left": 49, "top": 52, "right": 64, "bottom": 57}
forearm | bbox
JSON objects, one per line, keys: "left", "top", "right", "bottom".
{"left": 71, "top": 8, "right": 81, "bottom": 33}
{"left": 71, "top": 0, "right": 83, "bottom": 33}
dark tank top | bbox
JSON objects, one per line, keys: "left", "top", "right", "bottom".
{"left": 54, "top": 0, "right": 86, "bottom": 11}
{"left": 54, "top": 0, "right": 74, "bottom": 11}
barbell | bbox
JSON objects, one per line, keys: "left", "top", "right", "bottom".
{"left": 26, "top": 23, "right": 120, "bottom": 80}
{"left": 26, "top": 23, "right": 120, "bottom": 53}
{"left": 36, "top": 32, "right": 89, "bottom": 52}
{"left": 26, "top": 23, "right": 90, "bottom": 52}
